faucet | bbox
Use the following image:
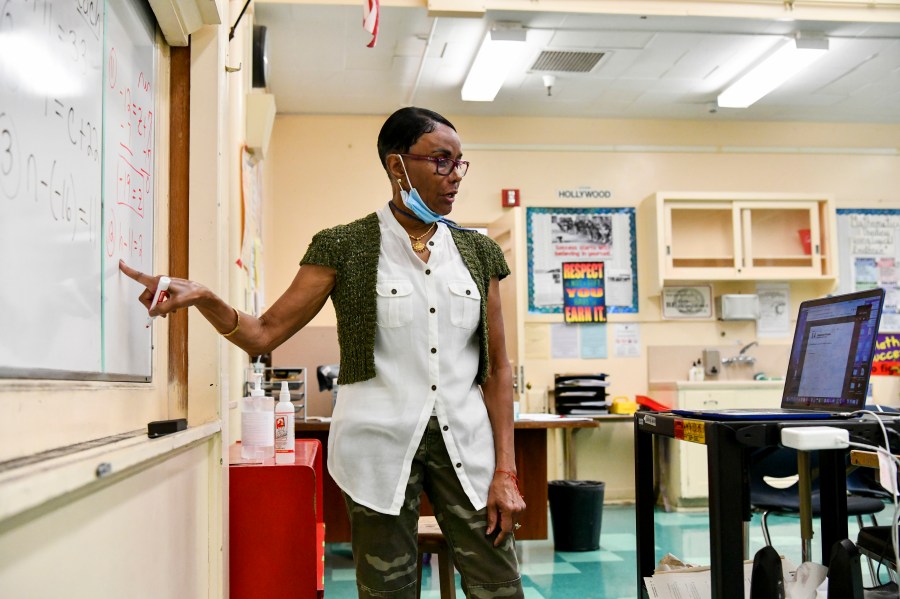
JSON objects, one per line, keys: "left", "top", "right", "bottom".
{"left": 739, "top": 341, "right": 758, "bottom": 355}
{"left": 723, "top": 341, "right": 757, "bottom": 366}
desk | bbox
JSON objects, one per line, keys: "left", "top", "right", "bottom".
{"left": 634, "top": 412, "right": 897, "bottom": 599}
{"left": 850, "top": 449, "right": 900, "bottom": 469}
{"left": 296, "top": 417, "right": 599, "bottom": 542}
{"left": 230, "top": 439, "right": 324, "bottom": 598}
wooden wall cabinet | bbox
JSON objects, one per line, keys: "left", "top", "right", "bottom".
{"left": 650, "top": 192, "right": 837, "bottom": 286}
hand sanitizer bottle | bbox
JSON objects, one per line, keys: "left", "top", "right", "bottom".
{"left": 275, "top": 381, "right": 295, "bottom": 464}
{"left": 689, "top": 360, "right": 705, "bottom": 382}
{"left": 241, "top": 373, "right": 275, "bottom": 460}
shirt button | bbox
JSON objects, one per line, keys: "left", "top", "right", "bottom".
{"left": 425, "top": 269, "right": 431, "bottom": 275}
{"left": 431, "top": 348, "right": 437, "bottom": 354}
{"left": 443, "top": 425, "right": 449, "bottom": 431}
{"left": 429, "top": 241, "right": 434, "bottom": 246}
{"left": 455, "top": 463, "right": 462, "bottom": 468}
{"left": 465, "top": 289, "right": 471, "bottom": 295}
{"left": 431, "top": 385, "right": 437, "bottom": 391}
{"left": 391, "top": 289, "right": 397, "bottom": 295}
{"left": 430, "top": 307, "right": 436, "bottom": 313}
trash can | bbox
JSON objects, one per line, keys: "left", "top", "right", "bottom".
{"left": 548, "top": 480, "right": 605, "bottom": 551}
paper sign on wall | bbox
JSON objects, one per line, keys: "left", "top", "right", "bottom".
{"left": 562, "top": 262, "right": 606, "bottom": 323}
{"left": 873, "top": 333, "right": 900, "bottom": 376}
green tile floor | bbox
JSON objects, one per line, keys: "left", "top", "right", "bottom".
{"left": 322, "top": 504, "right": 891, "bottom": 598}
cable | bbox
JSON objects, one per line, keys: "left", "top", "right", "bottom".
{"left": 848, "top": 438, "right": 900, "bottom": 581}
{"left": 848, "top": 441, "right": 900, "bottom": 586}
{"left": 229, "top": 0, "right": 253, "bottom": 41}
{"left": 852, "top": 409, "right": 899, "bottom": 579}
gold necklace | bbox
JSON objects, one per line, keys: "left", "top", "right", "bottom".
{"left": 408, "top": 222, "right": 436, "bottom": 253}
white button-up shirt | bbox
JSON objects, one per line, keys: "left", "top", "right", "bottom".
{"left": 327, "top": 204, "right": 495, "bottom": 515}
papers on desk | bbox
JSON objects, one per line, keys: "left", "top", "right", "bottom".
{"left": 644, "top": 555, "right": 799, "bottom": 599}
{"left": 644, "top": 565, "right": 747, "bottom": 599}
{"left": 517, "top": 413, "right": 594, "bottom": 422}
{"left": 564, "top": 404, "right": 610, "bottom": 416}
{"left": 517, "top": 413, "right": 563, "bottom": 421}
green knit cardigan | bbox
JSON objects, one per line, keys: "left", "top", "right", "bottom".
{"left": 300, "top": 212, "right": 510, "bottom": 385}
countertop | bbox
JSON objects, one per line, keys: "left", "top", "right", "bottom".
{"left": 648, "top": 379, "right": 785, "bottom": 391}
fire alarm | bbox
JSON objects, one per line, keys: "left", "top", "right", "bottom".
{"left": 502, "top": 189, "right": 520, "bottom": 207}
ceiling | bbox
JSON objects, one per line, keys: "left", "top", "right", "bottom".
{"left": 253, "top": 3, "right": 900, "bottom": 123}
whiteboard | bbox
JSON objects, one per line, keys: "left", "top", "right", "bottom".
{"left": 0, "top": 0, "right": 157, "bottom": 381}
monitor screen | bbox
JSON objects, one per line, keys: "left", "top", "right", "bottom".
{"left": 782, "top": 288, "right": 884, "bottom": 410}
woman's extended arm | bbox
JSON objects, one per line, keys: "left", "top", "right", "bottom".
{"left": 480, "top": 276, "right": 526, "bottom": 546}
{"left": 119, "top": 260, "right": 335, "bottom": 355}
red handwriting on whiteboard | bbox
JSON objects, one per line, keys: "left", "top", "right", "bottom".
{"left": 103, "top": 47, "right": 153, "bottom": 267}
{"left": 137, "top": 71, "right": 151, "bottom": 93}
{"left": 117, "top": 87, "right": 154, "bottom": 161}
{"left": 115, "top": 157, "right": 148, "bottom": 218}
{"left": 105, "top": 203, "right": 143, "bottom": 261}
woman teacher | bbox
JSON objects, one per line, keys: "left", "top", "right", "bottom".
{"left": 121, "top": 106, "right": 525, "bottom": 598}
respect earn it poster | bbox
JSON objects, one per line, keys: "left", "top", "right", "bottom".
{"left": 562, "top": 262, "right": 606, "bottom": 324}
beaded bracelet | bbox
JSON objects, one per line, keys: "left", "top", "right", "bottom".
{"left": 222, "top": 307, "right": 241, "bottom": 338}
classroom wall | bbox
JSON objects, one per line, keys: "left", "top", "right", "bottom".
{"left": 0, "top": 443, "right": 216, "bottom": 598}
{"left": 266, "top": 114, "right": 900, "bottom": 500}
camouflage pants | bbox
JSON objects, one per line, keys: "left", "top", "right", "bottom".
{"left": 342, "top": 417, "right": 524, "bottom": 598}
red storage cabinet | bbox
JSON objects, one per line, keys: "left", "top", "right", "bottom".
{"left": 229, "top": 439, "right": 324, "bottom": 598}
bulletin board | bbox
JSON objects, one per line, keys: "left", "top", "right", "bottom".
{"left": 836, "top": 209, "right": 900, "bottom": 332}
{"left": 527, "top": 207, "right": 638, "bottom": 314}
{"left": 0, "top": 0, "right": 159, "bottom": 380}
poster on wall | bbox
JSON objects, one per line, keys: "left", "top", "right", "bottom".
{"left": 873, "top": 333, "right": 900, "bottom": 377}
{"left": 549, "top": 323, "right": 609, "bottom": 359}
{"left": 661, "top": 286, "right": 712, "bottom": 320}
{"left": 837, "top": 209, "right": 900, "bottom": 332}
{"left": 527, "top": 207, "right": 638, "bottom": 314}
{"left": 756, "top": 283, "right": 791, "bottom": 338}
{"left": 562, "top": 262, "right": 606, "bottom": 323}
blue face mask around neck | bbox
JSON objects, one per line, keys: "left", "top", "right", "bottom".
{"left": 397, "top": 155, "right": 442, "bottom": 224}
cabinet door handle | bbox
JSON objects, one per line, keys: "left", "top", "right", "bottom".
{"left": 703, "top": 400, "right": 718, "bottom": 407}
{"left": 666, "top": 245, "right": 671, "bottom": 256}
{"left": 814, "top": 244, "right": 819, "bottom": 255}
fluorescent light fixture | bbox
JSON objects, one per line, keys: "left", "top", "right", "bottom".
{"left": 717, "top": 35, "right": 829, "bottom": 109}
{"left": 461, "top": 24, "right": 527, "bottom": 102}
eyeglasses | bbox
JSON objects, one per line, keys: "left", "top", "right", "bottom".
{"left": 399, "top": 154, "right": 469, "bottom": 177}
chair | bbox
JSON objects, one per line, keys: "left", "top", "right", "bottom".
{"left": 749, "top": 446, "right": 885, "bottom": 561}
{"left": 857, "top": 525, "right": 897, "bottom": 571}
{"left": 857, "top": 524, "right": 900, "bottom": 590}
{"left": 416, "top": 516, "right": 456, "bottom": 599}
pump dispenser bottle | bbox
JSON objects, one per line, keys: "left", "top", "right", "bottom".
{"left": 241, "top": 373, "right": 275, "bottom": 460}
{"left": 688, "top": 360, "right": 705, "bottom": 382}
{"left": 275, "top": 381, "right": 295, "bottom": 464}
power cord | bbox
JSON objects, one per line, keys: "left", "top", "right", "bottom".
{"left": 849, "top": 410, "right": 900, "bottom": 580}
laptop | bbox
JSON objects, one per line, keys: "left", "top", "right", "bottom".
{"left": 670, "top": 287, "right": 885, "bottom": 421}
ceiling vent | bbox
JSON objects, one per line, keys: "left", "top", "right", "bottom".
{"left": 529, "top": 50, "right": 606, "bottom": 73}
